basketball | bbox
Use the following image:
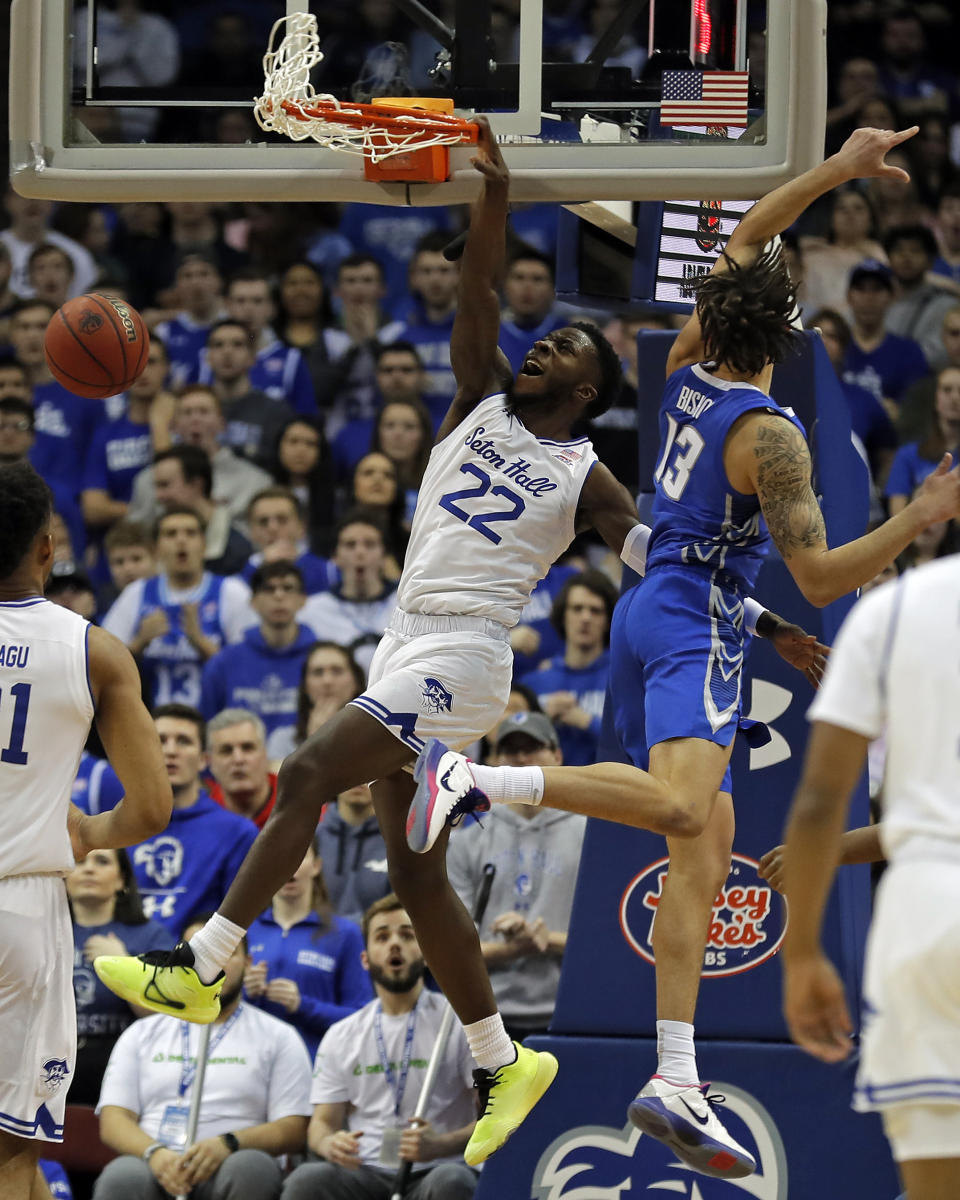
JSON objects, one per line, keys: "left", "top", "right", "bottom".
{"left": 44, "top": 293, "right": 150, "bottom": 400}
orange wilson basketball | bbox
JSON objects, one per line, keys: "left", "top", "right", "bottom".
{"left": 44, "top": 293, "right": 150, "bottom": 400}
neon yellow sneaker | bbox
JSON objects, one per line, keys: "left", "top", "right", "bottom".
{"left": 94, "top": 941, "right": 222, "bottom": 1025}
{"left": 464, "top": 1043, "right": 558, "bottom": 1166}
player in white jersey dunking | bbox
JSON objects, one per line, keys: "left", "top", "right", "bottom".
{"left": 0, "top": 461, "right": 171, "bottom": 1200}
{"left": 95, "top": 121, "right": 825, "bottom": 1167}
{"left": 780, "top": 554, "right": 960, "bottom": 1200}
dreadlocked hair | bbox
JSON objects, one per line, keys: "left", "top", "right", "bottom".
{"left": 694, "top": 242, "right": 800, "bottom": 377}
{"left": 570, "top": 321, "right": 623, "bottom": 419}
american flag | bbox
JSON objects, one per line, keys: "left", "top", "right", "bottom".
{"left": 660, "top": 70, "right": 749, "bottom": 127}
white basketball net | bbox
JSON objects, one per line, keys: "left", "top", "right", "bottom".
{"left": 254, "top": 13, "right": 466, "bottom": 162}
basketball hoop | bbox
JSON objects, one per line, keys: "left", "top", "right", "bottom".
{"left": 254, "top": 13, "right": 478, "bottom": 183}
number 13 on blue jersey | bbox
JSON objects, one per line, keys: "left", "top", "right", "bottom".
{"left": 654, "top": 414, "right": 706, "bottom": 501}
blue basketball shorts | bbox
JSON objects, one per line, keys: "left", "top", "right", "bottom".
{"left": 608, "top": 565, "right": 750, "bottom": 794}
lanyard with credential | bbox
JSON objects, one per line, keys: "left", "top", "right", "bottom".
{"left": 373, "top": 999, "right": 418, "bottom": 1120}
{"left": 177, "top": 1006, "right": 242, "bottom": 1099}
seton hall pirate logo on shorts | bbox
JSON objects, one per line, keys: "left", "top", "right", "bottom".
{"left": 420, "top": 677, "right": 454, "bottom": 715}
{"left": 619, "top": 854, "right": 787, "bottom": 977}
{"left": 37, "top": 1057, "right": 70, "bottom": 1099}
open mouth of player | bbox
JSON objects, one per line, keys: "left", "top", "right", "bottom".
{"left": 520, "top": 358, "right": 545, "bottom": 376}
{"left": 388, "top": 954, "right": 405, "bottom": 969}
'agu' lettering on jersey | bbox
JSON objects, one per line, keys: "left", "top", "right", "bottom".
{"left": 646, "top": 363, "right": 805, "bottom": 590}
{"left": 399, "top": 394, "right": 598, "bottom": 627}
{"left": 0, "top": 599, "right": 93, "bottom": 877}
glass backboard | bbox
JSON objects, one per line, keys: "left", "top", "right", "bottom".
{"left": 10, "top": 0, "right": 827, "bottom": 205}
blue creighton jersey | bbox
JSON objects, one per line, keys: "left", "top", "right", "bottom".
{"left": 645, "top": 363, "right": 805, "bottom": 591}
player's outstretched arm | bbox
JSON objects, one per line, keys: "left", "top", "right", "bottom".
{"left": 436, "top": 117, "right": 511, "bottom": 442}
{"left": 730, "top": 412, "right": 960, "bottom": 606}
{"left": 78, "top": 625, "right": 172, "bottom": 854}
{"left": 666, "top": 126, "right": 918, "bottom": 375}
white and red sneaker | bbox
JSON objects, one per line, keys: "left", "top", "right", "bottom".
{"left": 406, "top": 738, "right": 490, "bottom": 853}
{"left": 627, "top": 1075, "right": 757, "bottom": 1179}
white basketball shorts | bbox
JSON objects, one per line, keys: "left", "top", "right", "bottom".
{"left": 853, "top": 859, "right": 960, "bottom": 1161}
{"left": 0, "top": 874, "right": 75, "bottom": 1142}
{"left": 351, "top": 609, "right": 513, "bottom": 755}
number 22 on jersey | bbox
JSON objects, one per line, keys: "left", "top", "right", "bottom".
{"left": 654, "top": 414, "right": 706, "bottom": 501}
{"left": 438, "top": 463, "right": 526, "bottom": 544}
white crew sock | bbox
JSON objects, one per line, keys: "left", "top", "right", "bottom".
{"left": 188, "top": 912, "right": 246, "bottom": 984}
{"left": 464, "top": 1013, "right": 517, "bottom": 1072}
{"left": 656, "top": 1019, "right": 699, "bottom": 1086}
{"left": 470, "top": 763, "right": 545, "bottom": 806}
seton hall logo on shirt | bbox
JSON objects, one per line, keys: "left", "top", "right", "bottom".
{"left": 619, "top": 854, "right": 786, "bottom": 977}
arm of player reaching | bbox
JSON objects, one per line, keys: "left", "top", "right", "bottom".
{"left": 781, "top": 718, "right": 871, "bottom": 1062}
{"left": 577, "top": 462, "right": 827, "bottom": 682}
{"left": 730, "top": 411, "right": 960, "bottom": 607}
{"left": 436, "top": 117, "right": 513, "bottom": 443}
{"left": 77, "top": 626, "right": 172, "bottom": 854}
{"left": 666, "top": 125, "right": 919, "bottom": 376}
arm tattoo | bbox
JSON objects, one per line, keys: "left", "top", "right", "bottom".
{"left": 752, "top": 420, "right": 826, "bottom": 556}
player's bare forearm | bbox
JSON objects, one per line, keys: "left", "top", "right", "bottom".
{"left": 748, "top": 416, "right": 954, "bottom": 606}
{"left": 781, "top": 722, "right": 869, "bottom": 961}
{"left": 578, "top": 461, "right": 640, "bottom": 551}
{"left": 448, "top": 117, "right": 508, "bottom": 404}
{"left": 839, "top": 824, "right": 884, "bottom": 865}
{"left": 728, "top": 126, "right": 918, "bottom": 259}
{"left": 87, "top": 626, "right": 172, "bottom": 845}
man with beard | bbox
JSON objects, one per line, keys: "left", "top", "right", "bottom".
{"left": 283, "top": 895, "right": 478, "bottom": 1200}
{"left": 96, "top": 118, "right": 823, "bottom": 1167}
{"left": 92, "top": 916, "right": 312, "bottom": 1200}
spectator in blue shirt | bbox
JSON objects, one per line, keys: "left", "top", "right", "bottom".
{"left": 269, "top": 416, "right": 337, "bottom": 556}
{"left": 67, "top": 847, "right": 175, "bottom": 1104}
{"left": 395, "top": 232, "right": 460, "bottom": 428}
{"left": 213, "top": 269, "right": 316, "bottom": 416}
{"left": 81, "top": 336, "right": 173, "bottom": 532}
{"left": 129, "top": 704, "right": 259, "bottom": 930}
{"left": 519, "top": 569, "right": 616, "bottom": 767}
{"left": 11, "top": 299, "right": 101, "bottom": 498}
{"left": 498, "top": 249, "right": 568, "bottom": 376}
{"left": 245, "top": 837, "right": 372, "bottom": 1059}
{"left": 240, "top": 486, "right": 335, "bottom": 596}
{"left": 331, "top": 341, "right": 427, "bottom": 481}
{"left": 154, "top": 251, "right": 226, "bottom": 387}
{"left": 371, "top": 396, "right": 433, "bottom": 525}
{"left": 886, "top": 364, "right": 960, "bottom": 515}
{"left": 842, "top": 259, "right": 929, "bottom": 412}
{"left": 202, "top": 561, "right": 315, "bottom": 757}
{"left": 509, "top": 563, "right": 578, "bottom": 678}
{"left": 876, "top": 10, "right": 958, "bottom": 126}
{"left": 810, "top": 307, "right": 898, "bottom": 481}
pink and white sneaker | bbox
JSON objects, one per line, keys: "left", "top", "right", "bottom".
{"left": 627, "top": 1075, "right": 757, "bottom": 1179}
{"left": 406, "top": 738, "right": 490, "bottom": 853}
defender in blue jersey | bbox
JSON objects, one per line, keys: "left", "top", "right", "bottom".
{"left": 408, "top": 124, "right": 960, "bottom": 1181}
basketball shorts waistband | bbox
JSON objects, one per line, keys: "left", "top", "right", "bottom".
{"left": 388, "top": 608, "right": 511, "bottom": 644}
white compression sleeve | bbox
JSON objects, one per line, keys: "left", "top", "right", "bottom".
{"left": 743, "top": 596, "right": 765, "bottom": 636}
{"left": 620, "top": 523, "right": 652, "bottom": 576}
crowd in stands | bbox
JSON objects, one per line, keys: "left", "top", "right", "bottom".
{"left": 18, "top": 2, "right": 960, "bottom": 1196}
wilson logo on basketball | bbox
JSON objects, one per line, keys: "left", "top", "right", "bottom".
{"left": 77, "top": 310, "right": 104, "bottom": 335}
{"left": 108, "top": 298, "right": 139, "bottom": 343}
{"left": 695, "top": 199, "right": 723, "bottom": 253}
{"left": 619, "top": 854, "right": 787, "bottom": 977}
